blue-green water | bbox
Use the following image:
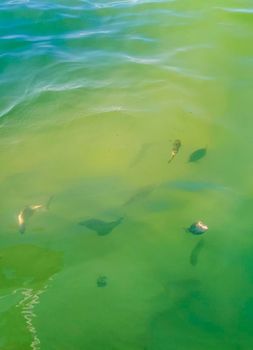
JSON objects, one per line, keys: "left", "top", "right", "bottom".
{"left": 1, "top": 1, "right": 253, "bottom": 349}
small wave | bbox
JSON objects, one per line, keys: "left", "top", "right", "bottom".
{"left": 161, "top": 64, "right": 215, "bottom": 81}
{"left": 59, "top": 12, "right": 80, "bottom": 19}
{"left": 0, "top": 29, "right": 114, "bottom": 42}
{"left": 63, "top": 29, "right": 113, "bottom": 39}
{"left": 121, "top": 53, "right": 161, "bottom": 65}
{"left": 2, "top": 1, "right": 83, "bottom": 11}
{"left": 89, "top": 105, "right": 151, "bottom": 116}
{"left": 6, "top": 0, "right": 29, "bottom": 4}
{"left": 0, "top": 34, "right": 31, "bottom": 40}
{"left": 87, "top": 0, "right": 173, "bottom": 9}
{"left": 0, "top": 81, "right": 105, "bottom": 120}
{"left": 214, "top": 7, "right": 253, "bottom": 14}
{"left": 0, "top": 97, "right": 25, "bottom": 119}
{"left": 2, "top": 0, "right": 172, "bottom": 11}
{"left": 166, "top": 44, "right": 214, "bottom": 58}
{"left": 39, "top": 79, "right": 110, "bottom": 92}
{"left": 124, "top": 34, "right": 156, "bottom": 43}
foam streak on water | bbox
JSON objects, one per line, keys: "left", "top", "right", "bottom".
{"left": 16, "top": 277, "right": 54, "bottom": 350}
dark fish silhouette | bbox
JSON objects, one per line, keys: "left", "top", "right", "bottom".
{"left": 45, "top": 195, "right": 54, "bottom": 210}
{"left": 163, "top": 278, "right": 201, "bottom": 299}
{"left": 164, "top": 180, "right": 227, "bottom": 192}
{"left": 168, "top": 139, "right": 181, "bottom": 163}
{"left": 129, "top": 143, "right": 153, "bottom": 168}
{"left": 123, "top": 185, "right": 154, "bottom": 207}
{"left": 190, "top": 239, "right": 205, "bottom": 266}
{"left": 188, "top": 148, "right": 207, "bottom": 162}
{"left": 79, "top": 217, "right": 123, "bottom": 236}
{"left": 97, "top": 275, "right": 107, "bottom": 287}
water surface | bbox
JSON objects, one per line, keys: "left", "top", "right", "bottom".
{"left": 1, "top": 0, "right": 253, "bottom": 349}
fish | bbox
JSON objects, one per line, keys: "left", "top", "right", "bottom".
{"left": 190, "top": 239, "right": 205, "bottom": 266}
{"left": 18, "top": 205, "right": 43, "bottom": 234}
{"left": 96, "top": 275, "right": 107, "bottom": 288}
{"left": 168, "top": 139, "right": 181, "bottom": 163}
{"left": 17, "top": 195, "right": 54, "bottom": 234}
{"left": 163, "top": 180, "right": 228, "bottom": 192}
{"left": 188, "top": 148, "right": 207, "bottom": 162}
{"left": 187, "top": 221, "right": 208, "bottom": 235}
{"left": 79, "top": 217, "right": 123, "bottom": 236}
{"left": 129, "top": 143, "right": 153, "bottom": 168}
{"left": 163, "top": 278, "right": 201, "bottom": 299}
{"left": 123, "top": 185, "right": 154, "bottom": 207}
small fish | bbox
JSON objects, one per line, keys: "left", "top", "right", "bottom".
{"left": 17, "top": 196, "right": 54, "bottom": 234}
{"left": 79, "top": 217, "right": 123, "bottom": 236}
{"left": 123, "top": 185, "right": 154, "bottom": 207}
{"left": 168, "top": 139, "right": 181, "bottom": 163}
{"left": 163, "top": 278, "right": 200, "bottom": 298}
{"left": 18, "top": 205, "right": 43, "bottom": 234}
{"left": 163, "top": 180, "right": 227, "bottom": 192}
{"left": 96, "top": 275, "right": 107, "bottom": 288}
{"left": 190, "top": 239, "right": 205, "bottom": 266}
{"left": 188, "top": 148, "right": 207, "bottom": 162}
{"left": 187, "top": 221, "right": 208, "bottom": 235}
{"left": 129, "top": 143, "right": 153, "bottom": 168}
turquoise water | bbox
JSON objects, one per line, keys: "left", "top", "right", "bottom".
{"left": 1, "top": 1, "right": 253, "bottom": 349}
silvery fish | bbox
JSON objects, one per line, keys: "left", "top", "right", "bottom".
{"left": 187, "top": 221, "right": 208, "bottom": 235}
{"left": 18, "top": 205, "right": 43, "bottom": 234}
{"left": 168, "top": 139, "right": 181, "bottom": 163}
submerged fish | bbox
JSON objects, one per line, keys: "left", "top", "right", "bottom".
{"left": 163, "top": 180, "right": 227, "bottom": 192}
{"left": 188, "top": 148, "right": 207, "bottom": 162}
{"left": 163, "top": 278, "right": 201, "bottom": 299}
{"left": 190, "top": 239, "right": 205, "bottom": 266}
{"left": 96, "top": 275, "right": 107, "bottom": 288}
{"left": 187, "top": 221, "right": 208, "bottom": 235}
{"left": 79, "top": 217, "right": 123, "bottom": 236}
{"left": 123, "top": 185, "right": 154, "bottom": 207}
{"left": 168, "top": 139, "right": 181, "bottom": 163}
{"left": 129, "top": 143, "right": 153, "bottom": 168}
{"left": 18, "top": 205, "right": 43, "bottom": 234}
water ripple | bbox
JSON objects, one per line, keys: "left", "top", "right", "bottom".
{"left": 0, "top": 0, "right": 174, "bottom": 11}
{"left": 161, "top": 64, "right": 215, "bottom": 81}
{"left": 215, "top": 6, "right": 253, "bottom": 14}
{"left": 0, "top": 29, "right": 114, "bottom": 42}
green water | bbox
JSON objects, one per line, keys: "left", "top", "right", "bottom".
{"left": 1, "top": 1, "right": 253, "bottom": 349}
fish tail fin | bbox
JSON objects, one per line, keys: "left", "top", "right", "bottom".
{"left": 168, "top": 154, "right": 175, "bottom": 163}
{"left": 46, "top": 195, "right": 54, "bottom": 210}
{"left": 19, "top": 223, "right": 26, "bottom": 234}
